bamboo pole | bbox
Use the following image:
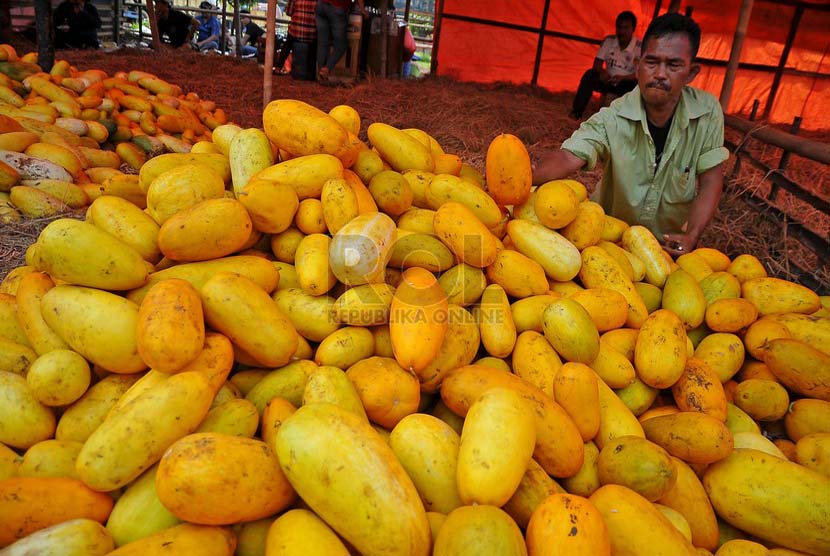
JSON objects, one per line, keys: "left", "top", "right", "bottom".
{"left": 144, "top": 0, "right": 162, "bottom": 51}
{"left": 719, "top": 0, "right": 754, "bottom": 112}
{"left": 764, "top": 5, "right": 803, "bottom": 118}
{"left": 724, "top": 114, "right": 830, "bottom": 164}
{"left": 263, "top": 0, "right": 277, "bottom": 107}
{"left": 34, "top": 0, "right": 54, "bottom": 71}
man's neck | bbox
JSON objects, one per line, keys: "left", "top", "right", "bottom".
{"left": 619, "top": 37, "right": 631, "bottom": 50}
{"left": 645, "top": 98, "right": 680, "bottom": 127}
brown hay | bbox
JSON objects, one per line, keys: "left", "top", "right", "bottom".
{"left": 1, "top": 209, "right": 85, "bottom": 278}
{"left": 1, "top": 46, "right": 827, "bottom": 292}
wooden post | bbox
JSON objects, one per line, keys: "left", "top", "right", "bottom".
{"left": 764, "top": 5, "right": 803, "bottom": 119}
{"left": 144, "top": 0, "right": 162, "bottom": 51}
{"left": 404, "top": 0, "right": 411, "bottom": 22}
{"left": 220, "top": 0, "right": 227, "bottom": 54}
{"left": 0, "top": 1, "right": 12, "bottom": 42}
{"left": 667, "top": 0, "right": 682, "bottom": 13}
{"left": 380, "top": 3, "right": 388, "bottom": 78}
{"left": 114, "top": 0, "right": 122, "bottom": 45}
{"left": 263, "top": 0, "right": 277, "bottom": 107}
{"left": 719, "top": 0, "right": 754, "bottom": 112}
{"left": 430, "top": 0, "right": 444, "bottom": 75}
{"left": 233, "top": 0, "right": 242, "bottom": 57}
{"left": 33, "top": 0, "right": 54, "bottom": 72}
{"left": 531, "top": 0, "right": 552, "bottom": 86}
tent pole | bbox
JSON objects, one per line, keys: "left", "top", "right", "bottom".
{"left": 764, "top": 5, "right": 803, "bottom": 118}
{"left": 263, "top": 0, "right": 276, "bottom": 107}
{"left": 719, "top": 0, "right": 754, "bottom": 112}
{"left": 667, "top": 0, "right": 681, "bottom": 13}
{"left": 531, "top": 0, "right": 552, "bottom": 86}
{"left": 144, "top": 0, "right": 162, "bottom": 51}
{"left": 430, "top": 0, "right": 444, "bottom": 75}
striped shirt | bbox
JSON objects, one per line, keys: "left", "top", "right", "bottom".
{"left": 288, "top": 0, "right": 317, "bottom": 42}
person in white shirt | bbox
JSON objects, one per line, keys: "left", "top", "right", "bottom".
{"left": 570, "top": 11, "right": 641, "bottom": 119}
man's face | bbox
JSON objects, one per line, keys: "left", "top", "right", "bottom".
{"left": 241, "top": 16, "right": 250, "bottom": 25}
{"left": 616, "top": 20, "right": 634, "bottom": 45}
{"left": 636, "top": 33, "right": 700, "bottom": 108}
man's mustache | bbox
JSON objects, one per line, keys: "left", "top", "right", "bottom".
{"left": 647, "top": 82, "right": 671, "bottom": 91}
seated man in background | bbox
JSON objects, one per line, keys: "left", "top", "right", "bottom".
{"left": 155, "top": 0, "right": 199, "bottom": 48}
{"left": 54, "top": 0, "right": 101, "bottom": 49}
{"left": 195, "top": 1, "right": 222, "bottom": 51}
{"left": 570, "top": 10, "right": 640, "bottom": 119}
{"left": 239, "top": 10, "right": 264, "bottom": 57}
{"left": 535, "top": 13, "right": 728, "bottom": 257}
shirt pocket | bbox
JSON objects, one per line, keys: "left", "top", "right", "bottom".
{"left": 662, "top": 164, "right": 696, "bottom": 204}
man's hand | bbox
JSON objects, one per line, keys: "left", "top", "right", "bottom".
{"left": 662, "top": 233, "right": 695, "bottom": 258}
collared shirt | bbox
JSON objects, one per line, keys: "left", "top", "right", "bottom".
{"left": 196, "top": 14, "right": 221, "bottom": 41}
{"left": 596, "top": 35, "right": 641, "bottom": 77}
{"left": 561, "top": 86, "right": 730, "bottom": 238}
{"left": 288, "top": 0, "right": 317, "bottom": 42}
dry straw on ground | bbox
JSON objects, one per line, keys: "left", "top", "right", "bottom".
{"left": 1, "top": 46, "right": 827, "bottom": 291}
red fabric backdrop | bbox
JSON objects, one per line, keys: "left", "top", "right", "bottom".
{"left": 435, "top": 0, "right": 830, "bottom": 129}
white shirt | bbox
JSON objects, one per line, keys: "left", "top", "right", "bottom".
{"left": 596, "top": 35, "right": 641, "bottom": 77}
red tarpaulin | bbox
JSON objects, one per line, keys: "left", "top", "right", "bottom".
{"left": 435, "top": 0, "right": 830, "bottom": 130}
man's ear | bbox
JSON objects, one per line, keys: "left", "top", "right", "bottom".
{"left": 687, "top": 63, "right": 701, "bottom": 83}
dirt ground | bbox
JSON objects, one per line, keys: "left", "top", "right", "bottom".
{"left": 1, "top": 45, "right": 828, "bottom": 292}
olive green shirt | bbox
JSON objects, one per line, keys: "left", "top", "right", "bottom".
{"left": 561, "top": 85, "right": 729, "bottom": 238}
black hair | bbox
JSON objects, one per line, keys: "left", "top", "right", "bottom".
{"left": 616, "top": 11, "right": 637, "bottom": 29}
{"left": 240, "top": 8, "right": 250, "bottom": 13}
{"left": 642, "top": 12, "right": 701, "bottom": 59}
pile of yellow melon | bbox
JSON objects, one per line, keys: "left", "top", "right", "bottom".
{"left": 0, "top": 44, "right": 226, "bottom": 222}
{"left": 1, "top": 48, "right": 830, "bottom": 556}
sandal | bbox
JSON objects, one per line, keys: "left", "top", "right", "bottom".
{"left": 318, "top": 67, "right": 330, "bottom": 82}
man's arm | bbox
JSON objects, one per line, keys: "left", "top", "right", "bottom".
{"left": 662, "top": 163, "right": 724, "bottom": 257}
{"left": 532, "top": 149, "right": 586, "bottom": 186}
{"left": 186, "top": 17, "right": 199, "bottom": 44}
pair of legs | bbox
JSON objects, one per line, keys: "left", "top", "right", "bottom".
{"left": 199, "top": 40, "right": 220, "bottom": 51}
{"left": 316, "top": 2, "right": 348, "bottom": 79}
{"left": 571, "top": 68, "right": 636, "bottom": 118}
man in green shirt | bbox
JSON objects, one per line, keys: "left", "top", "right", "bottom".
{"left": 533, "top": 13, "right": 729, "bottom": 257}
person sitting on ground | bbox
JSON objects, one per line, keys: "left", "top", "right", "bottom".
{"left": 154, "top": 0, "right": 199, "bottom": 48}
{"left": 534, "top": 13, "right": 728, "bottom": 257}
{"left": 570, "top": 11, "right": 641, "bottom": 119}
{"left": 316, "top": 0, "right": 366, "bottom": 82}
{"left": 195, "top": 1, "right": 222, "bottom": 51}
{"left": 54, "top": 0, "right": 101, "bottom": 49}
{"left": 239, "top": 9, "right": 264, "bottom": 57}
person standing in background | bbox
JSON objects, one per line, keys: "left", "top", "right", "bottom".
{"left": 570, "top": 11, "right": 640, "bottom": 119}
{"left": 316, "top": 0, "right": 366, "bottom": 82}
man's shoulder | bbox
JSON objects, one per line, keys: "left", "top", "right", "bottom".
{"left": 601, "top": 35, "right": 616, "bottom": 46}
{"left": 683, "top": 87, "right": 723, "bottom": 117}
